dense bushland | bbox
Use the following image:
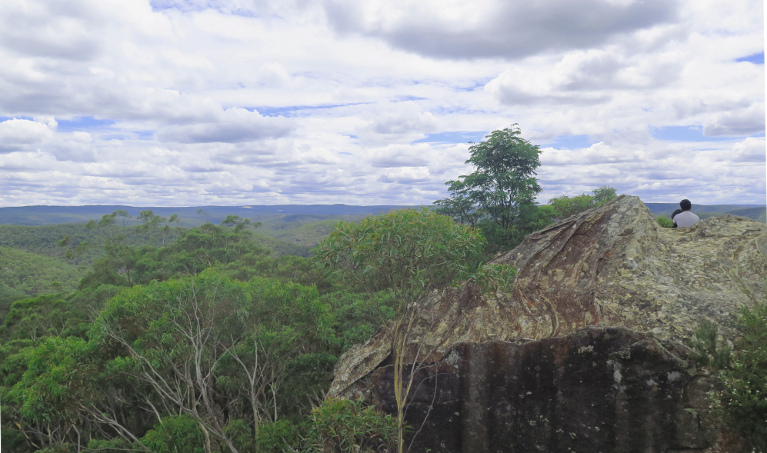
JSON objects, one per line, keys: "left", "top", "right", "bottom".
{"left": 0, "top": 212, "right": 394, "bottom": 452}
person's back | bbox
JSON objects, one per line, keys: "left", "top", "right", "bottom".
{"left": 673, "top": 199, "right": 700, "bottom": 228}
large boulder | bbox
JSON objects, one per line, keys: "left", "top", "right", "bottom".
{"left": 370, "top": 327, "right": 742, "bottom": 452}
{"left": 329, "top": 196, "right": 767, "bottom": 398}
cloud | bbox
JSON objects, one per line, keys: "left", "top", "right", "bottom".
{"left": 323, "top": 0, "right": 679, "bottom": 60}
{"left": 703, "top": 104, "right": 765, "bottom": 137}
{"left": 368, "top": 144, "right": 432, "bottom": 167}
{"left": 156, "top": 108, "right": 295, "bottom": 143}
{"left": 0, "top": 118, "right": 54, "bottom": 153}
{"left": 0, "top": 0, "right": 763, "bottom": 207}
{"left": 378, "top": 166, "right": 431, "bottom": 184}
{"left": 0, "top": 0, "right": 104, "bottom": 60}
{"left": 730, "top": 137, "right": 766, "bottom": 163}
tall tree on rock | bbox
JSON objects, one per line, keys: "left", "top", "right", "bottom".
{"left": 435, "top": 124, "right": 542, "bottom": 252}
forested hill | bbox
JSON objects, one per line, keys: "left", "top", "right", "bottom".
{"left": 0, "top": 204, "right": 414, "bottom": 226}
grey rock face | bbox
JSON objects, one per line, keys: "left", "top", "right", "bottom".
{"left": 370, "top": 327, "right": 739, "bottom": 453}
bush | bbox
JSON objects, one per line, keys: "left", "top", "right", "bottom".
{"left": 139, "top": 415, "right": 206, "bottom": 453}
{"left": 720, "top": 301, "right": 767, "bottom": 452}
{"left": 305, "top": 398, "right": 399, "bottom": 453}
{"left": 255, "top": 419, "right": 301, "bottom": 453}
{"left": 687, "top": 319, "right": 731, "bottom": 370}
{"left": 689, "top": 301, "right": 767, "bottom": 452}
{"left": 656, "top": 215, "right": 674, "bottom": 228}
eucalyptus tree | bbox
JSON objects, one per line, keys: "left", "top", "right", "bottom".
{"left": 435, "top": 124, "right": 542, "bottom": 252}
{"left": 90, "top": 269, "right": 333, "bottom": 453}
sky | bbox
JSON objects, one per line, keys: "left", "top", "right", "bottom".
{"left": 0, "top": 0, "right": 764, "bottom": 207}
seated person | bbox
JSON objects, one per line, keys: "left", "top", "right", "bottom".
{"left": 673, "top": 199, "right": 700, "bottom": 228}
{"left": 670, "top": 208, "right": 683, "bottom": 228}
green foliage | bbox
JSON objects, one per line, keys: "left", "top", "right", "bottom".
{"left": 688, "top": 301, "right": 767, "bottom": 451}
{"left": 547, "top": 186, "right": 618, "bottom": 221}
{"left": 10, "top": 336, "right": 94, "bottom": 421}
{"left": 0, "top": 246, "right": 81, "bottom": 318}
{"left": 140, "top": 415, "right": 207, "bottom": 453}
{"left": 1, "top": 294, "right": 90, "bottom": 343}
{"left": 254, "top": 419, "right": 302, "bottom": 452}
{"left": 217, "top": 254, "right": 334, "bottom": 293}
{"left": 720, "top": 301, "right": 767, "bottom": 451}
{"left": 656, "top": 215, "right": 674, "bottom": 228}
{"left": 434, "top": 124, "right": 542, "bottom": 252}
{"left": 84, "top": 438, "right": 133, "bottom": 452}
{"left": 306, "top": 398, "right": 399, "bottom": 453}
{"left": 321, "top": 291, "right": 395, "bottom": 351}
{"left": 687, "top": 319, "right": 732, "bottom": 370}
{"left": 77, "top": 220, "right": 273, "bottom": 290}
{"left": 548, "top": 194, "right": 595, "bottom": 219}
{"left": 90, "top": 269, "right": 337, "bottom": 449}
{"left": 314, "top": 208, "right": 487, "bottom": 299}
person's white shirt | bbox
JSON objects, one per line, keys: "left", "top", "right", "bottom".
{"left": 674, "top": 210, "right": 700, "bottom": 228}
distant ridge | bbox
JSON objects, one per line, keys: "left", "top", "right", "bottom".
{"left": 0, "top": 205, "right": 416, "bottom": 226}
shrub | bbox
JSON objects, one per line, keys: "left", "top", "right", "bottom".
{"left": 139, "top": 415, "right": 206, "bottom": 453}
{"left": 255, "top": 419, "right": 301, "bottom": 453}
{"left": 687, "top": 319, "right": 731, "bottom": 370}
{"left": 720, "top": 301, "right": 767, "bottom": 452}
{"left": 656, "top": 215, "right": 674, "bottom": 228}
{"left": 305, "top": 398, "right": 399, "bottom": 453}
{"left": 689, "top": 301, "right": 767, "bottom": 452}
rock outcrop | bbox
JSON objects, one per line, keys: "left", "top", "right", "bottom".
{"left": 328, "top": 196, "right": 766, "bottom": 452}
{"left": 329, "top": 196, "right": 767, "bottom": 398}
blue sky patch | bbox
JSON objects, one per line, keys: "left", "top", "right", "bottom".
{"left": 252, "top": 103, "right": 367, "bottom": 117}
{"left": 413, "top": 131, "right": 488, "bottom": 145}
{"left": 454, "top": 79, "right": 492, "bottom": 92}
{"left": 736, "top": 52, "right": 764, "bottom": 64}
{"left": 57, "top": 116, "right": 116, "bottom": 132}
{"left": 542, "top": 134, "right": 597, "bottom": 150}
{"left": 0, "top": 116, "right": 34, "bottom": 122}
{"left": 395, "top": 96, "right": 426, "bottom": 102}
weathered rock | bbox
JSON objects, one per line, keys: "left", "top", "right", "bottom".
{"left": 329, "top": 196, "right": 767, "bottom": 398}
{"left": 369, "top": 327, "right": 742, "bottom": 453}
{"left": 503, "top": 196, "right": 767, "bottom": 342}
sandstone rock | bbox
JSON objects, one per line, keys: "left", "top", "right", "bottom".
{"left": 329, "top": 196, "right": 767, "bottom": 398}
{"left": 504, "top": 196, "right": 767, "bottom": 343}
{"left": 369, "top": 327, "right": 742, "bottom": 453}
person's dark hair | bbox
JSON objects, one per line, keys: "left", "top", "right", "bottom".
{"left": 671, "top": 208, "right": 683, "bottom": 219}
{"left": 680, "top": 199, "right": 692, "bottom": 211}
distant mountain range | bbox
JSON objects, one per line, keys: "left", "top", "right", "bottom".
{"left": 0, "top": 201, "right": 763, "bottom": 226}
{"left": 0, "top": 205, "right": 416, "bottom": 226}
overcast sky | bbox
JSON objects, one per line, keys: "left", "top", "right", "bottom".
{"left": 0, "top": 0, "right": 764, "bottom": 207}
